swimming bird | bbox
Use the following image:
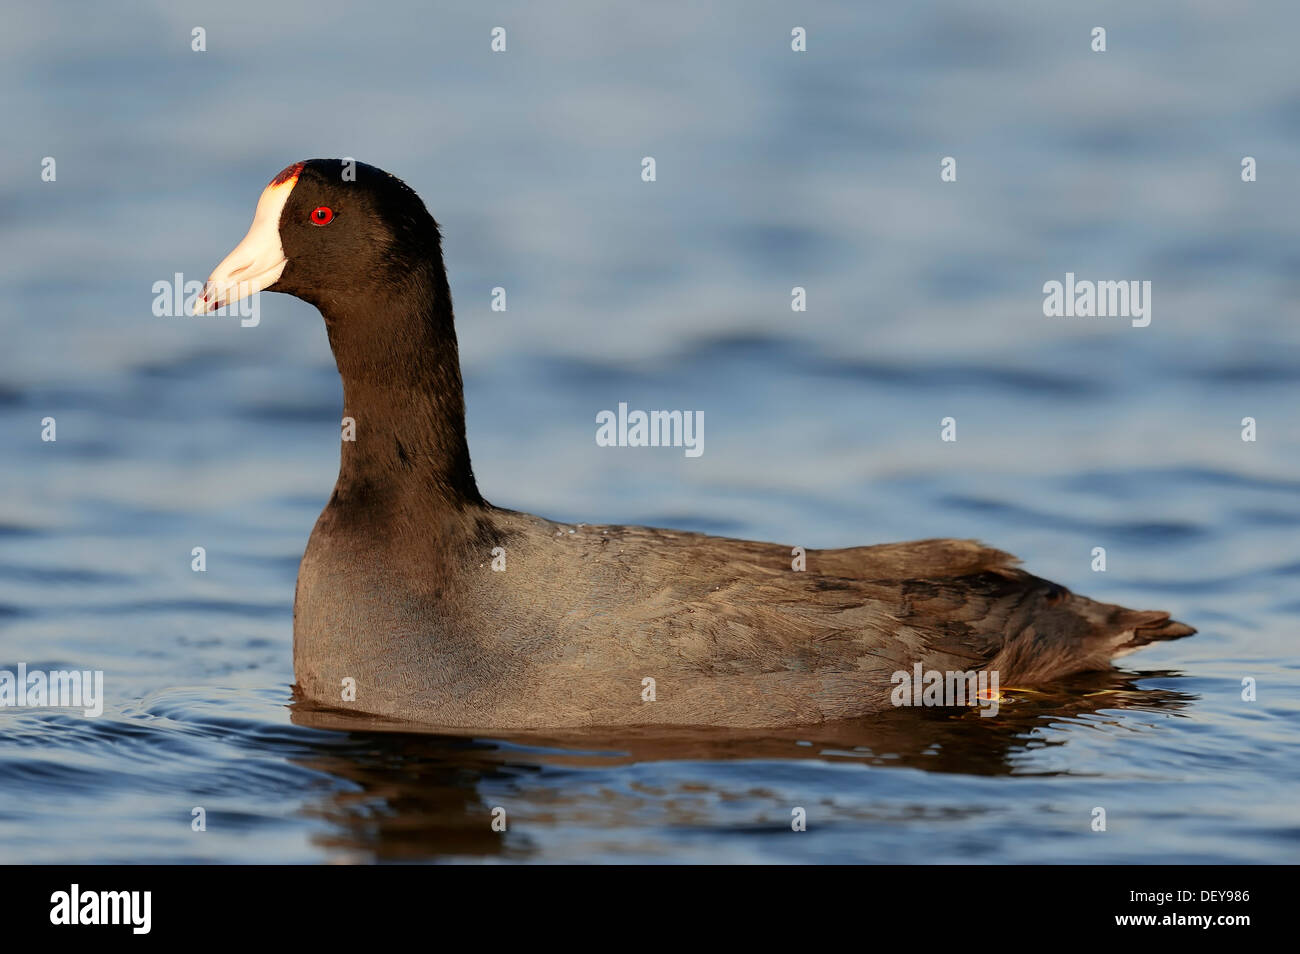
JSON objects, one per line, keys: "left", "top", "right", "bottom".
{"left": 195, "top": 159, "right": 1194, "bottom": 729}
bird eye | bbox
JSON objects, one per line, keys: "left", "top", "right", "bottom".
{"left": 310, "top": 206, "right": 334, "bottom": 226}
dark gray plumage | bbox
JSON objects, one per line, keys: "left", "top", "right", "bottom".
{"left": 199, "top": 160, "right": 1195, "bottom": 729}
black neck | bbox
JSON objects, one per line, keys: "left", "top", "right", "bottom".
{"left": 318, "top": 263, "right": 483, "bottom": 511}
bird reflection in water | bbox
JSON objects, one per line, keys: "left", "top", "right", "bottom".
{"left": 285, "top": 670, "right": 1193, "bottom": 862}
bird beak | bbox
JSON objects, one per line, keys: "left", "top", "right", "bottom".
{"left": 193, "top": 174, "right": 297, "bottom": 315}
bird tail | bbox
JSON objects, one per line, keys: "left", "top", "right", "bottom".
{"left": 1095, "top": 607, "right": 1196, "bottom": 659}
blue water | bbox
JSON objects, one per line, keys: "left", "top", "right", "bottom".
{"left": 1, "top": 0, "right": 1298, "bottom": 863}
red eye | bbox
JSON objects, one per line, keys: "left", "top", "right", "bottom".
{"left": 310, "top": 206, "right": 334, "bottom": 226}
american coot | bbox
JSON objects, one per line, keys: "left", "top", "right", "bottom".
{"left": 195, "top": 160, "right": 1194, "bottom": 729}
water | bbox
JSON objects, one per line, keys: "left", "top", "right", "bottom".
{"left": 1, "top": 0, "right": 1298, "bottom": 863}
